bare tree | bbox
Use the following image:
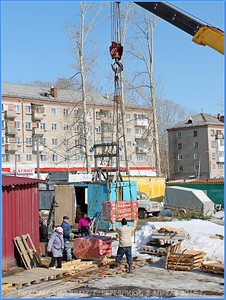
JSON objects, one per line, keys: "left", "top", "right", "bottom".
{"left": 126, "top": 7, "right": 161, "bottom": 175}
{"left": 67, "top": 2, "right": 104, "bottom": 173}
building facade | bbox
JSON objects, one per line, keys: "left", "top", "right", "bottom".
{"left": 167, "top": 113, "right": 224, "bottom": 180}
{"left": 2, "top": 82, "right": 156, "bottom": 178}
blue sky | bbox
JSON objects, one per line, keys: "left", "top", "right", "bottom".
{"left": 1, "top": 1, "right": 224, "bottom": 115}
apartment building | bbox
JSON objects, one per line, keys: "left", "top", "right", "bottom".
{"left": 167, "top": 113, "right": 224, "bottom": 180}
{"left": 2, "top": 82, "right": 156, "bottom": 178}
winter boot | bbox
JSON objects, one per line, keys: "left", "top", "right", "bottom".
{"left": 128, "top": 264, "right": 132, "bottom": 273}
{"left": 111, "top": 263, "right": 119, "bottom": 269}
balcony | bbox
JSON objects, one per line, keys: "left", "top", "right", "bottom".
{"left": 5, "top": 144, "right": 17, "bottom": 153}
{"left": 135, "top": 119, "right": 148, "bottom": 127}
{"left": 5, "top": 127, "right": 16, "bottom": 136}
{"left": 32, "top": 144, "right": 44, "bottom": 152}
{"left": 32, "top": 127, "right": 44, "bottom": 136}
{"left": 4, "top": 110, "right": 17, "bottom": 119}
{"left": 32, "top": 111, "right": 43, "bottom": 121}
{"left": 215, "top": 133, "right": 224, "bottom": 139}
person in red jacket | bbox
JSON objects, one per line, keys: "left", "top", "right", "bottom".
{"left": 78, "top": 213, "right": 92, "bottom": 237}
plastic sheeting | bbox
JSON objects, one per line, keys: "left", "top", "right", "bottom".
{"left": 73, "top": 235, "right": 112, "bottom": 259}
{"left": 164, "top": 186, "right": 215, "bottom": 216}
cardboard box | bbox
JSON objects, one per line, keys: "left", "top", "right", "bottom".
{"left": 73, "top": 235, "right": 112, "bottom": 260}
{"left": 101, "top": 201, "right": 138, "bottom": 221}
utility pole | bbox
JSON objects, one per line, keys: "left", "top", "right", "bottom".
{"left": 14, "top": 155, "right": 17, "bottom": 176}
{"left": 36, "top": 137, "right": 40, "bottom": 179}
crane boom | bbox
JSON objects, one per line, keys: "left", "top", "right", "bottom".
{"left": 135, "top": 2, "right": 224, "bottom": 55}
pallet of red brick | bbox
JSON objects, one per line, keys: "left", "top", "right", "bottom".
{"left": 101, "top": 201, "right": 138, "bottom": 221}
{"left": 73, "top": 235, "right": 112, "bottom": 260}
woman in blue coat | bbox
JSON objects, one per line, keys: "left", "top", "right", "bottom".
{"left": 47, "top": 227, "right": 64, "bottom": 269}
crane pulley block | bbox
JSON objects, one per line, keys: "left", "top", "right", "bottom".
{"left": 109, "top": 41, "right": 123, "bottom": 60}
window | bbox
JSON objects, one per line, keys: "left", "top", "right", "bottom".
{"left": 210, "top": 129, "right": 214, "bottom": 137}
{"left": 178, "top": 165, "right": 183, "bottom": 172}
{"left": 40, "top": 154, "right": 47, "bottom": 162}
{"left": 63, "top": 108, "right": 69, "bottom": 116}
{"left": 220, "top": 140, "right": 224, "bottom": 146}
{"left": 137, "top": 154, "right": 144, "bottom": 162}
{"left": 177, "top": 132, "right": 181, "bottom": 138}
{"left": 25, "top": 105, "right": 31, "bottom": 114}
{"left": 95, "top": 126, "right": 101, "bottom": 133}
{"left": 95, "top": 110, "right": 100, "bottom": 119}
{"left": 127, "top": 128, "right": 131, "bottom": 134}
{"left": 26, "top": 137, "right": 32, "bottom": 146}
{"left": 26, "top": 154, "right": 32, "bottom": 161}
{"left": 51, "top": 108, "right": 57, "bottom": 115}
{"left": 42, "top": 106, "right": 46, "bottom": 115}
{"left": 37, "top": 122, "right": 46, "bottom": 130}
{"left": 40, "top": 137, "right": 46, "bottom": 146}
{"left": 135, "top": 127, "right": 142, "bottom": 135}
{"left": 52, "top": 138, "right": 58, "bottom": 146}
{"left": 212, "top": 164, "right": 216, "bottom": 169}
{"left": 64, "top": 154, "right": 70, "bottom": 161}
{"left": 178, "top": 154, "right": 183, "bottom": 160}
{"left": 211, "top": 141, "right": 215, "bottom": 148}
{"left": 14, "top": 104, "right": 20, "bottom": 113}
{"left": 127, "top": 141, "right": 132, "bottom": 147}
{"left": 2, "top": 154, "right": 9, "bottom": 162}
{"left": 219, "top": 151, "right": 224, "bottom": 157}
{"left": 126, "top": 113, "right": 131, "bottom": 120}
{"left": 2, "top": 120, "right": 7, "bottom": 129}
{"left": 178, "top": 143, "right": 182, "bottom": 149}
{"left": 193, "top": 131, "right": 198, "bottom": 137}
{"left": 218, "top": 163, "right": 224, "bottom": 170}
{"left": 2, "top": 103, "right": 8, "bottom": 112}
{"left": 51, "top": 123, "right": 57, "bottom": 131}
{"left": 212, "top": 152, "right": 216, "bottom": 159}
{"left": 74, "top": 109, "right": 82, "bottom": 117}
{"left": 52, "top": 154, "right": 58, "bottom": 162}
{"left": 193, "top": 153, "right": 199, "bottom": 159}
{"left": 15, "top": 121, "right": 21, "bottom": 129}
{"left": 193, "top": 142, "right": 198, "bottom": 148}
{"left": 25, "top": 121, "right": 32, "bottom": 130}
{"left": 128, "top": 155, "right": 132, "bottom": 161}
{"left": 194, "top": 165, "right": 199, "bottom": 171}
{"left": 15, "top": 154, "right": 21, "bottom": 162}
{"left": 64, "top": 139, "right": 69, "bottom": 146}
{"left": 64, "top": 124, "right": 69, "bottom": 131}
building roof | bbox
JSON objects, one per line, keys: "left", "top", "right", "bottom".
{"left": 167, "top": 178, "right": 224, "bottom": 184}
{"left": 2, "top": 82, "right": 148, "bottom": 110}
{"left": 167, "top": 113, "right": 224, "bottom": 131}
{"left": 2, "top": 175, "right": 42, "bottom": 187}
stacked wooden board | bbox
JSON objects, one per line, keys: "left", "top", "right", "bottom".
{"left": 200, "top": 261, "right": 224, "bottom": 276}
{"left": 165, "top": 243, "right": 205, "bottom": 271}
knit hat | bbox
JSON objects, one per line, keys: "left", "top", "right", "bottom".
{"left": 56, "top": 226, "right": 63, "bottom": 233}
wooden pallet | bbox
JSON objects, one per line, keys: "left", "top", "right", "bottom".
{"left": 2, "top": 258, "right": 147, "bottom": 295}
{"left": 200, "top": 261, "right": 224, "bottom": 276}
{"left": 14, "top": 233, "right": 41, "bottom": 269}
{"left": 165, "top": 243, "right": 205, "bottom": 271}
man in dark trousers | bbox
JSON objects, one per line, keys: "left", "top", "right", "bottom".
{"left": 113, "top": 218, "right": 137, "bottom": 273}
{"left": 61, "top": 216, "right": 73, "bottom": 261}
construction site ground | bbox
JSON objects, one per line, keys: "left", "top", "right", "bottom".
{"left": 2, "top": 217, "right": 224, "bottom": 298}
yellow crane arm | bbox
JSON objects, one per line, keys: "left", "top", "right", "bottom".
{"left": 192, "top": 26, "right": 224, "bottom": 55}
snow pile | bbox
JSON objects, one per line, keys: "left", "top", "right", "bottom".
{"left": 112, "top": 219, "right": 224, "bottom": 263}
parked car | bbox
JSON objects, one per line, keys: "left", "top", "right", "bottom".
{"left": 137, "top": 191, "right": 162, "bottom": 219}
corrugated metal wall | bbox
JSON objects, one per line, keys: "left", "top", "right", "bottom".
{"left": 2, "top": 180, "right": 40, "bottom": 271}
